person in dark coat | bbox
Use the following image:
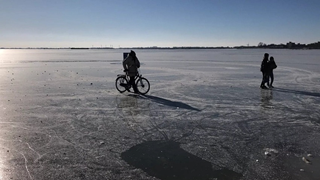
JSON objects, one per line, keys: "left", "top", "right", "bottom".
{"left": 267, "top": 56, "right": 277, "bottom": 88}
{"left": 123, "top": 50, "right": 140, "bottom": 93}
{"left": 260, "top": 53, "right": 269, "bottom": 89}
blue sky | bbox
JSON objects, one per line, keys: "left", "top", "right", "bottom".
{"left": 1, "top": 0, "right": 320, "bottom": 48}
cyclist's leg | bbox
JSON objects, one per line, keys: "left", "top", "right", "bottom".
{"left": 130, "top": 76, "right": 139, "bottom": 93}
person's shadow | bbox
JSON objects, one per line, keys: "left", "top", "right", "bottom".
{"left": 121, "top": 140, "right": 242, "bottom": 180}
{"left": 273, "top": 87, "right": 320, "bottom": 98}
{"left": 140, "top": 94, "right": 201, "bottom": 111}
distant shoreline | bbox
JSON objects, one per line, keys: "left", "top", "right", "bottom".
{"left": 1, "top": 47, "right": 319, "bottom": 50}
{"left": 1, "top": 41, "right": 320, "bottom": 50}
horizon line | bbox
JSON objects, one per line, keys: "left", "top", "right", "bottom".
{"left": 1, "top": 41, "right": 319, "bottom": 50}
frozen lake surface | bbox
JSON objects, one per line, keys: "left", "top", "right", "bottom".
{"left": 0, "top": 49, "right": 320, "bottom": 180}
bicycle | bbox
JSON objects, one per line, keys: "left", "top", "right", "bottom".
{"left": 115, "top": 70, "right": 150, "bottom": 95}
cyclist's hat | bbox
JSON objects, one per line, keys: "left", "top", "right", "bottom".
{"left": 130, "top": 50, "right": 136, "bottom": 56}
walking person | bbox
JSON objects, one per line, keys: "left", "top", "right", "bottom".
{"left": 267, "top": 56, "right": 277, "bottom": 88}
{"left": 123, "top": 50, "right": 140, "bottom": 93}
{"left": 260, "top": 53, "right": 269, "bottom": 89}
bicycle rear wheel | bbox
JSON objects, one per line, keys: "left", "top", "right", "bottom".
{"left": 115, "top": 76, "right": 129, "bottom": 93}
{"left": 136, "top": 77, "right": 150, "bottom": 95}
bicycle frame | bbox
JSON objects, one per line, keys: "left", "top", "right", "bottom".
{"left": 118, "top": 70, "right": 142, "bottom": 82}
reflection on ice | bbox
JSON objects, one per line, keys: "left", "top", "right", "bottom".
{"left": 260, "top": 89, "right": 273, "bottom": 109}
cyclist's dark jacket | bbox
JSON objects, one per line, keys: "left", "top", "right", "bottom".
{"left": 123, "top": 54, "right": 140, "bottom": 76}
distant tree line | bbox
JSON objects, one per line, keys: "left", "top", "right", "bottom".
{"left": 235, "top": 41, "right": 320, "bottom": 49}
{"left": 121, "top": 41, "right": 320, "bottom": 50}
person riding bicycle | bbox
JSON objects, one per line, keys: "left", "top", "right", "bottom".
{"left": 122, "top": 50, "right": 140, "bottom": 93}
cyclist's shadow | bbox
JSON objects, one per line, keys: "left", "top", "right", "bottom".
{"left": 140, "top": 94, "right": 201, "bottom": 111}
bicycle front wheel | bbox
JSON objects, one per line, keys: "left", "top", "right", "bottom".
{"left": 115, "top": 76, "right": 128, "bottom": 93}
{"left": 136, "top": 77, "right": 150, "bottom": 95}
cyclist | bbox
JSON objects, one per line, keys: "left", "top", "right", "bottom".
{"left": 123, "top": 50, "right": 140, "bottom": 93}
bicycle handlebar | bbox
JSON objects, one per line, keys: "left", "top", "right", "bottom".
{"left": 122, "top": 69, "right": 141, "bottom": 76}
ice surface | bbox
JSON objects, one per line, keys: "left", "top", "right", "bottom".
{"left": 0, "top": 49, "right": 320, "bottom": 179}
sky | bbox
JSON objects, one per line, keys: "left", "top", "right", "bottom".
{"left": 1, "top": 0, "right": 320, "bottom": 48}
